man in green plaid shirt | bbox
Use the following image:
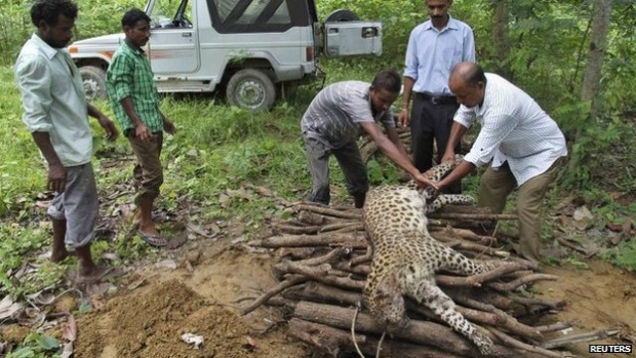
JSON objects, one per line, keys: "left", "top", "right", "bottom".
{"left": 106, "top": 8, "right": 176, "bottom": 247}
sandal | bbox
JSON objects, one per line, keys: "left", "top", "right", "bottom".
{"left": 138, "top": 231, "right": 168, "bottom": 247}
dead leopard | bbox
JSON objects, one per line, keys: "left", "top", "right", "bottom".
{"left": 361, "top": 158, "right": 496, "bottom": 355}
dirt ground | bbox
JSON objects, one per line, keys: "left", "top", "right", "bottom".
{"left": 60, "top": 239, "right": 636, "bottom": 358}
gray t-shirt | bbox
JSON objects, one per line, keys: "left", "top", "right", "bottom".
{"left": 301, "top": 81, "right": 395, "bottom": 149}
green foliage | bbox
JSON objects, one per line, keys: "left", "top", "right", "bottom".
{"left": 602, "top": 236, "right": 636, "bottom": 272}
{"left": 0, "top": 0, "right": 141, "bottom": 65}
{"left": 6, "top": 332, "right": 60, "bottom": 358}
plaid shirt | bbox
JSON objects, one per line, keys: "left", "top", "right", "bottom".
{"left": 106, "top": 41, "right": 163, "bottom": 133}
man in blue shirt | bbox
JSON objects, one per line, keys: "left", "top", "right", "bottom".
{"left": 398, "top": 0, "right": 475, "bottom": 194}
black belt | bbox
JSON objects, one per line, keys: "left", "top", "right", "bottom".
{"left": 415, "top": 92, "right": 457, "bottom": 105}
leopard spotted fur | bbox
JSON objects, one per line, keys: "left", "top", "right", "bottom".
{"left": 362, "top": 158, "right": 495, "bottom": 355}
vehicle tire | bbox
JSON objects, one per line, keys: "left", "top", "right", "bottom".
{"left": 79, "top": 65, "right": 107, "bottom": 102}
{"left": 226, "top": 68, "right": 276, "bottom": 111}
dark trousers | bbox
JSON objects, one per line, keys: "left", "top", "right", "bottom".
{"left": 304, "top": 137, "right": 368, "bottom": 205}
{"left": 410, "top": 96, "right": 461, "bottom": 194}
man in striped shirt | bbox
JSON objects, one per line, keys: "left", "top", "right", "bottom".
{"left": 436, "top": 62, "right": 568, "bottom": 264}
{"left": 301, "top": 70, "right": 434, "bottom": 208}
{"left": 106, "top": 8, "right": 176, "bottom": 247}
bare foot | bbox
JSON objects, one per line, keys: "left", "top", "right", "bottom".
{"left": 77, "top": 265, "right": 113, "bottom": 283}
{"left": 50, "top": 249, "right": 72, "bottom": 263}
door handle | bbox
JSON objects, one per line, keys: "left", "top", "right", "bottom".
{"left": 182, "top": 32, "right": 192, "bottom": 38}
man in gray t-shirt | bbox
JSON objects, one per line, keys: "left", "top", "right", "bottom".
{"left": 301, "top": 70, "right": 433, "bottom": 208}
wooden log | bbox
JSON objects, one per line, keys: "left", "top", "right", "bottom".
{"left": 284, "top": 281, "right": 361, "bottom": 307}
{"left": 333, "top": 261, "right": 371, "bottom": 276}
{"left": 255, "top": 233, "right": 368, "bottom": 248}
{"left": 451, "top": 296, "right": 543, "bottom": 341}
{"left": 294, "top": 203, "right": 362, "bottom": 220}
{"left": 320, "top": 221, "right": 364, "bottom": 233}
{"left": 349, "top": 246, "right": 373, "bottom": 266}
{"left": 241, "top": 274, "right": 307, "bottom": 315}
{"left": 489, "top": 328, "right": 573, "bottom": 358}
{"left": 274, "top": 247, "right": 319, "bottom": 260}
{"left": 292, "top": 247, "right": 350, "bottom": 267}
{"left": 432, "top": 226, "right": 498, "bottom": 245}
{"left": 293, "top": 301, "right": 524, "bottom": 357}
{"left": 429, "top": 212, "right": 519, "bottom": 221}
{"left": 274, "top": 260, "right": 365, "bottom": 291}
{"left": 535, "top": 322, "right": 572, "bottom": 334}
{"left": 297, "top": 210, "right": 329, "bottom": 225}
{"left": 509, "top": 295, "right": 567, "bottom": 312}
{"left": 436, "top": 262, "right": 531, "bottom": 288}
{"left": 433, "top": 236, "right": 510, "bottom": 258}
{"left": 287, "top": 282, "right": 548, "bottom": 349}
{"left": 273, "top": 223, "right": 321, "bottom": 235}
{"left": 540, "top": 328, "right": 619, "bottom": 349}
{"left": 288, "top": 317, "right": 367, "bottom": 357}
{"left": 487, "top": 274, "right": 559, "bottom": 292}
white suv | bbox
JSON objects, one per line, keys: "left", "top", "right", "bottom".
{"left": 68, "top": 0, "right": 382, "bottom": 110}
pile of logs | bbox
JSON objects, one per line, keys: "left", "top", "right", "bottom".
{"left": 242, "top": 201, "right": 595, "bottom": 357}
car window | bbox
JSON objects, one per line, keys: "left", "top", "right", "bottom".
{"left": 149, "top": 0, "right": 193, "bottom": 29}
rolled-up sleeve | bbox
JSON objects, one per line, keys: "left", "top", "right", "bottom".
{"left": 106, "top": 55, "right": 133, "bottom": 102}
{"left": 15, "top": 56, "right": 53, "bottom": 133}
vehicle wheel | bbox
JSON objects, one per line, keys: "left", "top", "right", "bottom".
{"left": 226, "top": 68, "right": 276, "bottom": 111}
{"left": 79, "top": 65, "right": 107, "bottom": 102}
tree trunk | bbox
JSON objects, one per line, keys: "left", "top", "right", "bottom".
{"left": 581, "top": 0, "right": 613, "bottom": 117}
{"left": 492, "top": 0, "right": 512, "bottom": 79}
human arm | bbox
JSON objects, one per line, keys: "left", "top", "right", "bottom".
{"left": 161, "top": 112, "right": 176, "bottom": 135}
{"left": 360, "top": 121, "right": 436, "bottom": 189}
{"left": 119, "top": 97, "right": 151, "bottom": 140}
{"left": 30, "top": 132, "right": 66, "bottom": 193}
{"left": 398, "top": 76, "right": 415, "bottom": 128}
{"left": 441, "top": 121, "right": 469, "bottom": 162}
{"left": 436, "top": 160, "right": 475, "bottom": 192}
{"left": 87, "top": 104, "right": 118, "bottom": 141}
{"left": 14, "top": 54, "right": 67, "bottom": 192}
{"left": 385, "top": 125, "right": 409, "bottom": 158}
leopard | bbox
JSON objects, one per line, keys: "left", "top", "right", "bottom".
{"left": 362, "top": 158, "right": 496, "bottom": 355}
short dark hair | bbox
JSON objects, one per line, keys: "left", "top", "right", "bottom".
{"left": 122, "top": 8, "right": 151, "bottom": 27}
{"left": 30, "top": 0, "right": 78, "bottom": 27}
{"left": 371, "top": 70, "right": 401, "bottom": 94}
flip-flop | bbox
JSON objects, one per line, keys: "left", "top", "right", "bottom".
{"left": 138, "top": 231, "right": 168, "bottom": 247}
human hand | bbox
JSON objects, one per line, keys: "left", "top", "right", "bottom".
{"left": 397, "top": 109, "right": 409, "bottom": 128}
{"left": 163, "top": 118, "right": 176, "bottom": 135}
{"left": 135, "top": 123, "right": 152, "bottom": 141}
{"left": 47, "top": 163, "right": 67, "bottom": 193}
{"left": 98, "top": 116, "right": 119, "bottom": 141}
{"left": 441, "top": 150, "right": 456, "bottom": 163}
{"left": 413, "top": 172, "right": 439, "bottom": 191}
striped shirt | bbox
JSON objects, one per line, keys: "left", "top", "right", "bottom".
{"left": 404, "top": 15, "right": 475, "bottom": 96}
{"left": 456, "top": 73, "right": 567, "bottom": 186}
{"left": 14, "top": 34, "right": 93, "bottom": 167}
{"left": 106, "top": 41, "right": 163, "bottom": 133}
{"left": 301, "top": 81, "right": 395, "bottom": 149}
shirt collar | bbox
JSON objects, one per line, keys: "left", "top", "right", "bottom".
{"left": 123, "top": 40, "right": 146, "bottom": 56}
{"left": 31, "top": 33, "right": 62, "bottom": 60}
{"left": 423, "top": 14, "right": 459, "bottom": 32}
